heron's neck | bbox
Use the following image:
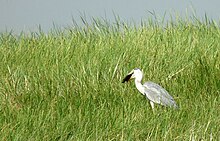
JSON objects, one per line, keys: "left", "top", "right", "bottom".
{"left": 134, "top": 79, "right": 145, "bottom": 95}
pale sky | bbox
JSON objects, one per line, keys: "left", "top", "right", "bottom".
{"left": 1, "top": 0, "right": 220, "bottom": 33}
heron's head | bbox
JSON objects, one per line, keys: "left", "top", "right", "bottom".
{"left": 122, "top": 68, "right": 143, "bottom": 83}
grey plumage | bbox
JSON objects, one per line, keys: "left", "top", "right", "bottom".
{"left": 143, "top": 81, "right": 178, "bottom": 108}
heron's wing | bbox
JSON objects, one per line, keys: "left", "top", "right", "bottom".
{"left": 143, "top": 81, "right": 177, "bottom": 107}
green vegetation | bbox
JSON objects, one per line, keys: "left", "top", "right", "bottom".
{"left": 0, "top": 17, "right": 220, "bottom": 140}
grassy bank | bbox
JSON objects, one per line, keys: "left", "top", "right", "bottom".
{"left": 0, "top": 17, "right": 220, "bottom": 140}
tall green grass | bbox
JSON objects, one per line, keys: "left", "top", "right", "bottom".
{"left": 0, "top": 17, "right": 220, "bottom": 140}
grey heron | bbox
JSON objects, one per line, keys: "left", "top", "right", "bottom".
{"left": 122, "top": 68, "right": 178, "bottom": 109}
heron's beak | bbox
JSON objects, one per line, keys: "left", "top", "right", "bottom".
{"left": 122, "top": 70, "right": 134, "bottom": 83}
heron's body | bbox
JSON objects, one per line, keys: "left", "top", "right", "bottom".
{"left": 122, "top": 68, "right": 178, "bottom": 109}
